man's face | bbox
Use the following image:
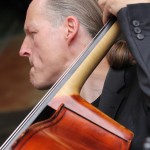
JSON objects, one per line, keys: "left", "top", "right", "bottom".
{"left": 19, "top": 1, "right": 70, "bottom": 90}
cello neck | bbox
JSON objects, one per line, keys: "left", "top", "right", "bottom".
{"left": 57, "top": 19, "right": 120, "bottom": 96}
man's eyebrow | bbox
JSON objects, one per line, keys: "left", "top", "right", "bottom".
{"left": 24, "top": 25, "right": 34, "bottom": 33}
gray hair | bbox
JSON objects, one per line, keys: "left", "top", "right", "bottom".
{"left": 44, "top": 0, "right": 103, "bottom": 38}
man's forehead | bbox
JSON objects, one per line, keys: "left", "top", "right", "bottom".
{"left": 27, "top": 0, "right": 46, "bottom": 18}
{"left": 30, "top": 0, "right": 47, "bottom": 7}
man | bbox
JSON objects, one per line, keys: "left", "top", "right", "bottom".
{"left": 95, "top": 0, "right": 150, "bottom": 149}
{"left": 19, "top": 0, "right": 108, "bottom": 102}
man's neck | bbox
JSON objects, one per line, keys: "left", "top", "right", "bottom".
{"left": 80, "top": 57, "right": 109, "bottom": 103}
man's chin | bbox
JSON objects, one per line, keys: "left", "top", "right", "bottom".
{"left": 36, "top": 85, "right": 51, "bottom": 90}
{"left": 31, "top": 80, "right": 52, "bottom": 90}
{"left": 29, "top": 75, "right": 53, "bottom": 90}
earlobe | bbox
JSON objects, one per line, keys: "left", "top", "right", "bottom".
{"left": 65, "top": 16, "right": 79, "bottom": 45}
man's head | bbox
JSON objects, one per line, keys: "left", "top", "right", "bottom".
{"left": 19, "top": 0, "right": 102, "bottom": 90}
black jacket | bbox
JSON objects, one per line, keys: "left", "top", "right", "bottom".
{"left": 93, "top": 4, "right": 150, "bottom": 150}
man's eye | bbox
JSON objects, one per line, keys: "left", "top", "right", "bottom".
{"left": 31, "top": 31, "right": 36, "bottom": 34}
{"left": 30, "top": 31, "right": 37, "bottom": 38}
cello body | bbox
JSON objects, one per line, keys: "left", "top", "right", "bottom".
{"left": 13, "top": 95, "right": 133, "bottom": 150}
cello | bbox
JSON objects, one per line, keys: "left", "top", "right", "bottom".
{"left": 0, "top": 18, "right": 134, "bottom": 150}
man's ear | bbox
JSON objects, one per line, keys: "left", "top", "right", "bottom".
{"left": 64, "top": 16, "right": 79, "bottom": 45}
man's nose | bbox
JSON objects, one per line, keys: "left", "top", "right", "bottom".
{"left": 19, "top": 38, "right": 31, "bottom": 57}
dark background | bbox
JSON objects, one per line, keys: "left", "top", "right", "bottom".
{"left": 0, "top": 1, "right": 46, "bottom": 145}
